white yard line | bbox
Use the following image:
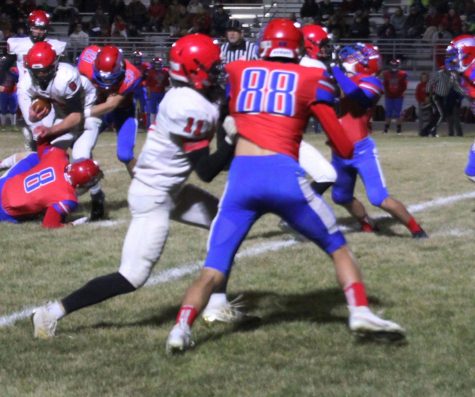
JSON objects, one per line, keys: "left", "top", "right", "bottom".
{"left": 0, "top": 190, "right": 474, "bottom": 327}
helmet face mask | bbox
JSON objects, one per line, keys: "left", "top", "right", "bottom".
{"left": 93, "top": 46, "right": 125, "bottom": 90}
{"left": 65, "top": 159, "right": 103, "bottom": 195}
{"left": 152, "top": 57, "right": 163, "bottom": 70}
{"left": 132, "top": 50, "right": 143, "bottom": 66}
{"left": 25, "top": 42, "right": 58, "bottom": 89}
{"left": 339, "top": 43, "right": 381, "bottom": 75}
{"left": 169, "top": 34, "right": 222, "bottom": 91}
{"left": 301, "top": 24, "right": 331, "bottom": 60}
{"left": 28, "top": 10, "right": 50, "bottom": 42}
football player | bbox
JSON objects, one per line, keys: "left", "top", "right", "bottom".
{"left": 145, "top": 57, "right": 170, "bottom": 126}
{"left": 131, "top": 50, "right": 151, "bottom": 127}
{"left": 382, "top": 58, "right": 407, "bottom": 134}
{"left": 0, "top": 10, "right": 67, "bottom": 142}
{"left": 77, "top": 45, "right": 142, "bottom": 177}
{"left": 166, "top": 19, "right": 405, "bottom": 353}
{"left": 445, "top": 35, "right": 475, "bottom": 181}
{"left": 0, "top": 142, "right": 103, "bottom": 228}
{"left": 31, "top": 34, "right": 236, "bottom": 339}
{"left": 0, "top": 65, "right": 18, "bottom": 130}
{"left": 22, "top": 42, "right": 105, "bottom": 220}
{"left": 328, "top": 43, "right": 427, "bottom": 237}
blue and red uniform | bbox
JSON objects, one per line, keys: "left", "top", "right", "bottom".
{"left": 78, "top": 45, "right": 142, "bottom": 164}
{"left": 145, "top": 66, "right": 169, "bottom": 120}
{"left": 204, "top": 59, "right": 350, "bottom": 275}
{"left": 461, "top": 64, "right": 475, "bottom": 178}
{"left": 0, "top": 66, "right": 18, "bottom": 120}
{"left": 0, "top": 144, "right": 77, "bottom": 228}
{"left": 133, "top": 61, "right": 150, "bottom": 122}
{"left": 329, "top": 67, "right": 389, "bottom": 206}
{"left": 383, "top": 69, "right": 407, "bottom": 119}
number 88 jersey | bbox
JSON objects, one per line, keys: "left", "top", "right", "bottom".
{"left": 226, "top": 59, "right": 337, "bottom": 160}
{"left": 134, "top": 86, "right": 219, "bottom": 191}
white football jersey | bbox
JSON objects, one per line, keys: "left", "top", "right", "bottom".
{"left": 134, "top": 86, "right": 219, "bottom": 191}
{"left": 7, "top": 37, "right": 67, "bottom": 82}
{"left": 300, "top": 55, "right": 327, "bottom": 70}
{"left": 80, "top": 75, "right": 97, "bottom": 112}
{"left": 24, "top": 62, "right": 83, "bottom": 118}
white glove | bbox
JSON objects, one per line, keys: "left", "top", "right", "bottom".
{"left": 223, "top": 115, "right": 238, "bottom": 145}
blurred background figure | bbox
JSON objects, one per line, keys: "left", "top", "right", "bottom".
{"left": 383, "top": 58, "right": 407, "bottom": 134}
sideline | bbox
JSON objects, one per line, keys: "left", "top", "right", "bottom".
{"left": 1, "top": 190, "right": 474, "bottom": 328}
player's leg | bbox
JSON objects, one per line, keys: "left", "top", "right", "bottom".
{"left": 71, "top": 116, "right": 105, "bottom": 220}
{"left": 114, "top": 109, "right": 137, "bottom": 178}
{"left": 8, "top": 92, "right": 18, "bottom": 127}
{"left": 464, "top": 142, "right": 475, "bottom": 182}
{"left": 0, "top": 93, "right": 7, "bottom": 129}
{"left": 166, "top": 157, "right": 260, "bottom": 353}
{"left": 384, "top": 98, "right": 392, "bottom": 133}
{"left": 32, "top": 180, "right": 174, "bottom": 338}
{"left": 356, "top": 137, "right": 427, "bottom": 238}
{"left": 276, "top": 168, "right": 405, "bottom": 338}
{"left": 331, "top": 153, "right": 375, "bottom": 231}
{"left": 395, "top": 98, "right": 403, "bottom": 133}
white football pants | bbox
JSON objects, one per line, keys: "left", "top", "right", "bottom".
{"left": 119, "top": 179, "right": 219, "bottom": 288}
{"left": 299, "top": 140, "right": 337, "bottom": 184}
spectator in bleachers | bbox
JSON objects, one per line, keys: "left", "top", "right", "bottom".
{"left": 390, "top": 6, "right": 406, "bottom": 37}
{"left": 425, "top": 5, "right": 443, "bottom": 28}
{"left": 300, "top": 0, "right": 320, "bottom": 23}
{"left": 108, "top": 0, "right": 126, "bottom": 27}
{"left": 441, "top": 7, "right": 463, "bottom": 36}
{"left": 404, "top": 5, "right": 425, "bottom": 38}
{"left": 326, "top": 10, "right": 347, "bottom": 40}
{"left": 20, "top": 0, "right": 38, "bottom": 16}
{"left": 53, "top": 0, "right": 78, "bottom": 22}
{"left": 111, "top": 15, "right": 128, "bottom": 38}
{"left": 126, "top": 0, "right": 149, "bottom": 31}
{"left": 347, "top": 10, "right": 370, "bottom": 38}
{"left": 187, "top": 0, "right": 204, "bottom": 16}
{"left": 68, "top": 22, "right": 89, "bottom": 61}
{"left": 362, "top": 0, "right": 382, "bottom": 12}
{"left": 211, "top": 3, "right": 230, "bottom": 37}
{"left": 148, "top": 0, "right": 167, "bottom": 32}
{"left": 377, "top": 15, "right": 396, "bottom": 64}
{"left": 188, "top": 8, "right": 212, "bottom": 35}
{"left": 39, "top": 0, "right": 59, "bottom": 14}
{"left": 163, "top": 0, "right": 181, "bottom": 34}
{"left": 319, "top": 0, "right": 334, "bottom": 24}
{"left": 89, "top": 6, "right": 110, "bottom": 37}
{"left": 340, "top": 0, "right": 363, "bottom": 15}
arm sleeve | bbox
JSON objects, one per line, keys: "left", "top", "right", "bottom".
{"left": 186, "top": 140, "right": 235, "bottom": 183}
{"left": 42, "top": 207, "right": 65, "bottom": 228}
{"left": 310, "top": 102, "right": 353, "bottom": 159}
{"left": 331, "top": 66, "right": 379, "bottom": 109}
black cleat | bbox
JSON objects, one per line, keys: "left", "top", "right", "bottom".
{"left": 90, "top": 190, "right": 106, "bottom": 221}
{"left": 412, "top": 230, "right": 428, "bottom": 239}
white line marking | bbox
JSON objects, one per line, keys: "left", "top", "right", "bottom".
{"left": 1, "top": 190, "right": 474, "bottom": 327}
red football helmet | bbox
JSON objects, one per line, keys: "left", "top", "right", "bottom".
{"left": 445, "top": 34, "right": 475, "bottom": 72}
{"left": 152, "top": 56, "right": 163, "bottom": 69}
{"left": 259, "top": 18, "right": 302, "bottom": 60}
{"left": 389, "top": 58, "right": 401, "bottom": 71}
{"left": 169, "top": 33, "right": 221, "bottom": 90}
{"left": 28, "top": 10, "right": 50, "bottom": 42}
{"left": 132, "top": 50, "right": 143, "bottom": 66}
{"left": 301, "top": 24, "right": 331, "bottom": 60}
{"left": 93, "top": 46, "right": 125, "bottom": 90}
{"left": 24, "top": 42, "right": 58, "bottom": 88}
{"left": 65, "top": 159, "right": 103, "bottom": 189}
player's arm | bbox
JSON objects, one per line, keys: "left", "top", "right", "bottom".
{"left": 186, "top": 138, "right": 234, "bottom": 183}
{"left": 88, "top": 93, "right": 125, "bottom": 117}
{"left": 310, "top": 102, "right": 353, "bottom": 159}
{"left": 331, "top": 66, "right": 380, "bottom": 108}
{"left": 42, "top": 200, "right": 78, "bottom": 228}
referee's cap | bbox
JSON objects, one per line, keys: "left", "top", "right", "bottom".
{"left": 226, "top": 19, "right": 242, "bottom": 32}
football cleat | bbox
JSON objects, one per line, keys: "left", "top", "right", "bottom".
{"left": 90, "top": 190, "right": 106, "bottom": 221}
{"left": 202, "top": 295, "right": 254, "bottom": 324}
{"left": 349, "top": 306, "right": 405, "bottom": 338}
{"left": 32, "top": 305, "right": 57, "bottom": 339}
{"left": 166, "top": 323, "right": 195, "bottom": 354}
{"left": 412, "top": 229, "right": 428, "bottom": 239}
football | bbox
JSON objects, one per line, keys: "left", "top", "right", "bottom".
{"left": 31, "top": 97, "right": 52, "bottom": 118}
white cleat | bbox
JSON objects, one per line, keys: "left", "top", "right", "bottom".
{"left": 349, "top": 306, "right": 405, "bottom": 338}
{"left": 166, "top": 323, "right": 194, "bottom": 355}
{"left": 32, "top": 305, "right": 58, "bottom": 339}
{"left": 202, "top": 295, "right": 251, "bottom": 324}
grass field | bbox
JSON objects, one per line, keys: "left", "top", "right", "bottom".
{"left": 0, "top": 123, "right": 474, "bottom": 396}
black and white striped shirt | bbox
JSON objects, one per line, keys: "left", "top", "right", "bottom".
{"left": 427, "top": 69, "right": 463, "bottom": 97}
{"left": 220, "top": 39, "right": 258, "bottom": 64}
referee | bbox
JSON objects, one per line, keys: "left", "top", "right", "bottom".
{"left": 220, "top": 19, "right": 258, "bottom": 64}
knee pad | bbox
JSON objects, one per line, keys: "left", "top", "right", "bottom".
{"left": 367, "top": 188, "right": 388, "bottom": 207}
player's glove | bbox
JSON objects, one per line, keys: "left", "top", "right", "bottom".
{"left": 223, "top": 115, "right": 238, "bottom": 145}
